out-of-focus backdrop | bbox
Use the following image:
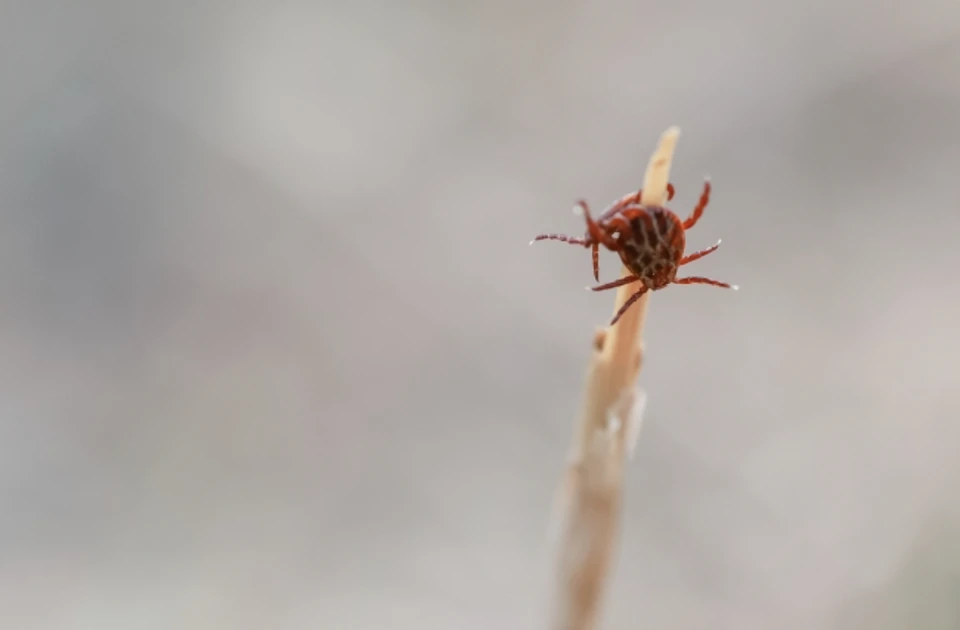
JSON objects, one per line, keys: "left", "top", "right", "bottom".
{"left": 2, "top": 1, "right": 960, "bottom": 629}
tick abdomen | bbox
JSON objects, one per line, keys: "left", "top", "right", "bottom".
{"left": 617, "top": 205, "right": 686, "bottom": 287}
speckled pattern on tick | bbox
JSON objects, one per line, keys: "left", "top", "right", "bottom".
{"left": 531, "top": 179, "right": 737, "bottom": 326}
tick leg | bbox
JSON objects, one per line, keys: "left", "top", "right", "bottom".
{"left": 604, "top": 214, "right": 631, "bottom": 233}
{"left": 578, "top": 199, "right": 619, "bottom": 250}
{"left": 580, "top": 199, "right": 617, "bottom": 280}
{"left": 598, "top": 197, "right": 635, "bottom": 223}
{"left": 588, "top": 275, "right": 642, "bottom": 292}
{"left": 592, "top": 244, "right": 599, "bottom": 281}
{"left": 598, "top": 191, "right": 642, "bottom": 222}
{"left": 530, "top": 233, "right": 589, "bottom": 246}
{"left": 531, "top": 232, "right": 600, "bottom": 280}
{"left": 679, "top": 239, "right": 721, "bottom": 265}
{"left": 681, "top": 179, "right": 711, "bottom": 230}
{"left": 597, "top": 182, "right": 676, "bottom": 223}
{"left": 673, "top": 276, "right": 736, "bottom": 289}
{"left": 599, "top": 214, "right": 632, "bottom": 251}
{"left": 609, "top": 286, "right": 650, "bottom": 326}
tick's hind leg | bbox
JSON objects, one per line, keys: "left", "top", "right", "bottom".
{"left": 609, "top": 286, "right": 650, "bottom": 326}
{"left": 674, "top": 275, "right": 737, "bottom": 290}
{"left": 681, "top": 179, "right": 711, "bottom": 230}
{"left": 679, "top": 239, "right": 721, "bottom": 265}
{"left": 588, "top": 275, "right": 641, "bottom": 292}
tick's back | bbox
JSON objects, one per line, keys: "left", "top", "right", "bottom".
{"left": 617, "top": 205, "right": 686, "bottom": 287}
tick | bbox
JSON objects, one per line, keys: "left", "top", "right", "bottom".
{"left": 531, "top": 179, "right": 737, "bottom": 326}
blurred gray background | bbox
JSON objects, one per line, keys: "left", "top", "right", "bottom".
{"left": 2, "top": 1, "right": 960, "bottom": 628}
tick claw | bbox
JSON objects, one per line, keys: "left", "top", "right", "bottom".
{"left": 732, "top": 284, "right": 740, "bottom": 291}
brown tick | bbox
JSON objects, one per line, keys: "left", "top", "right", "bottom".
{"left": 531, "top": 179, "right": 737, "bottom": 326}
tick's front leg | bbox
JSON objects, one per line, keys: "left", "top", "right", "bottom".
{"left": 597, "top": 182, "right": 676, "bottom": 222}
{"left": 681, "top": 179, "right": 711, "bottom": 230}
{"left": 530, "top": 233, "right": 589, "bottom": 246}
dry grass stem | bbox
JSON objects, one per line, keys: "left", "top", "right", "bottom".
{"left": 549, "top": 127, "right": 681, "bottom": 630}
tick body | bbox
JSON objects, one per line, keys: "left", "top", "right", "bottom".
{"left": 614, "top": 204, "right": 686, "bottom": 288}
{"left": 532, "top": 179, "right": 737, "bottom": 326}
